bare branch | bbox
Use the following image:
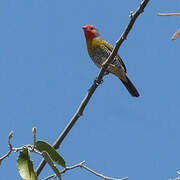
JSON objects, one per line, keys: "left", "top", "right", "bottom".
{"left": 0, "top": 150, "right": 12, "bottom": 166}
{"left": 157, "top": 12, "right": 180, "bottom": 40}
{"left": 43, "top": 161, "right": 128, "bottom": 180}
{"left": 36, "top": 0, "right": 149, "bottom": 176}
{"left": 81, "top": 164, "right": 128, "bottom": 180}
{"left": 42, "top": 174, "right": 56, "bottom": 180}
{"left": 60, "top": 160, "right": 86, "bottom": 174}
{"left": 158, "top": 13, "right": 180, "bottom": 16}
{"left": 32, "top": 127, "right": 37, "bottom": 144}
{"left": 32, "top": 127, "right": 37, "bottom": 151}
{"left": 0, "top": 131, "right": 13, "bottom": 165}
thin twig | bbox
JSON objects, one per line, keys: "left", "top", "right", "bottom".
{"left": 43, "top": 161, "right": 86, "bottom": 180}
{"left": 158, "top": 13, "right": 180, "bottom": 16}
{"left": 42, "top": 174, "right": 55, "bottom": 180}
{"left": 81, "top": 164, "right": 128, "bottom": 180}
{"left": 36, "top": 0, "right": 149, "bottom": 176}
{"left": 12, "top": 146, "right": 25, "bottom": 152}
{"left": 0, "top": 149, "right": 12, "bottom": 165}
{"left": 0, "top": 131, "right": 13, "bottom": 165}
{"left": 43, "top": 161, "right": 128, "bottom": 180}
{"left": 32, "top": 127, "right": 37, "bottom": 151}
{"left": 158, "top": 12, "right": 180, "bottom": 40}
{"left": 60, "top": 160, "right": 86, "bottom": 174}
{"left": 32, "top": 127, "right": 37, "bottom": 145}
{"left": 172, "top": 28, "right": 180, "bottom": 40}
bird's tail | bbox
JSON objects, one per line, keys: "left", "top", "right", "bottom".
{"left": 120, "top": 76, "right": 140, "bottom": 97}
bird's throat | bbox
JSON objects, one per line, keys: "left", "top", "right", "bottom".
{"left": 84, "top": 31, "right": 95, "bottom": 41}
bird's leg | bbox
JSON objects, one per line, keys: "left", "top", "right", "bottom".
{"left": 93, "top": 71, "right": 109, "bottom": 85}
{"left": 94, "top": 77, "right": 103, "bottom": 85}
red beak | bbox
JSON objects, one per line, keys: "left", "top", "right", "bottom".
{"left": 82, "top": 26, "right": 87, "bottom": 30}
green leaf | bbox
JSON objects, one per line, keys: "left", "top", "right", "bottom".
{"left": 17, "top": 148, "right": 37, "bottom": 180}
{"left": 35, "top": 140, "right": 66, "bottom": 168}
{"left": 42, "top": 151, "right": 63, "bottom": 180}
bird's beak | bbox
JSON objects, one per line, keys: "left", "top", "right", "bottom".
{"left": 82, "top": 26, "right": 87, "bottom": 30}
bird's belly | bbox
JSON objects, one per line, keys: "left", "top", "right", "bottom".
{"left": 89, "top": 48, "right": 109, "bottom": 68}
{"left": 90, "top": 54, "right": 107, "bottom": 68}
{"left": 90, "top": 52, "right": 123, "bottom": 70}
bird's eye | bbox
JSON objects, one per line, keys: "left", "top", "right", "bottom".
{"left": 89, "top": 27, "right": 94, "bottom": 30}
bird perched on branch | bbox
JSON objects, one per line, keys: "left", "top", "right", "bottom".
{"left": 82, "top": 24, "right": 139, "bottom": 97}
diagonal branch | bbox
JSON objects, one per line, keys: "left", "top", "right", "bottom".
{"left": 172, "top": 28, "right": 180, "bottom": 40}
{"left": 36, "top": 0, "right": 149, "bottom": 176}
{"left": 81, "top": 163, "right": 128, "bottom": 180}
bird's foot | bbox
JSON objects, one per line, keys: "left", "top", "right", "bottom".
{"left": 94, "top": 78, "right": 103, "bottom": 85}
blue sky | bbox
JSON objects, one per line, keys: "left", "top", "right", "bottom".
{"left": 0, "top": 0, "right": 180, "bottom": 179}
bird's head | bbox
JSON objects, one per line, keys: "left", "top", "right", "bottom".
{"left": 82, "top": 24, "right": 100, "bottom": 41}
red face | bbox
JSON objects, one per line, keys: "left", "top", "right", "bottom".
{"left": 82, "top": 24, "right": 96, "bottom": 41}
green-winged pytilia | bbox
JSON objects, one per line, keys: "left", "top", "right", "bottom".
{"left": 82, "top": 24, "right": 140, "bottom": 97}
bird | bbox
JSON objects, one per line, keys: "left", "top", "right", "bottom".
{"left": 82, "top": 24, "right": 140, "bottom": 97}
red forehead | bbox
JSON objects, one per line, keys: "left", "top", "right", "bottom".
{"left": 82, "top": 24, "right": 93, "bottom": 30}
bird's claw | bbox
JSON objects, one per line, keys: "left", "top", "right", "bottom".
{"left": 94, "top": 78, "right": 103, "bottom": 85}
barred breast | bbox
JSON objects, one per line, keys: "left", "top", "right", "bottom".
{"left": 89, "top": 46, "right": 125, "bottom": 73}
